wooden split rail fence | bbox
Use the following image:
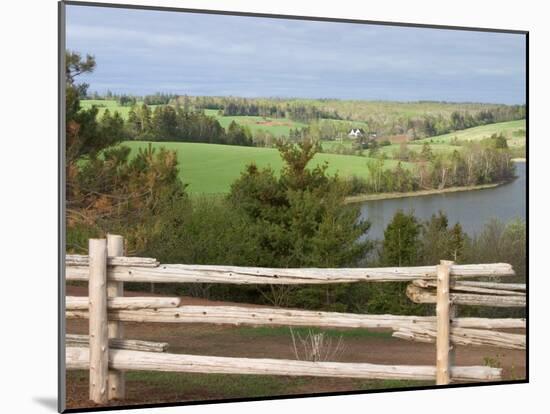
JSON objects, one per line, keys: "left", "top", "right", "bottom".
{"left": 65, "top": 235, "right": 526, "bottom": 404}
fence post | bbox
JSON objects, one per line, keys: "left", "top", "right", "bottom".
{"left": 88, "top": 239, "right": 109, "bottom": 404}
{"left": 436, "top": 259, "right": 454, "bottom": 385}
{"left": 107, "top": 234, "right": 125, "bottom": 400}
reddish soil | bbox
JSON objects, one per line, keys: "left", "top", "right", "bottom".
{"left": 255, "top": 120, "right": 293, "bottom": 126}
{"left": 65, "top": 285, "right": 526, "bottom": 409}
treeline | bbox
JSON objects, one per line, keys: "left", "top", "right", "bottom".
{"left": 364, "top": 212, "right": 525, "bottom": 316}
{"left": 173, "top": 95, "right": 524, "bottom": 138}
{"left": 125, "top": 104, "right": 253, "bottom": 146}
{"left": 346, "top": 143, "right": 516, "bottom": 195}
{"left": 97, "top": 101, "right": 281, "bottom": 147}
{"left": 87, "top": 91, "right": 526, "bottom": 141}
{"left": 170, "top": 96, "right": 342, "bottom": 122}
{"left": 219, "top": 99, "right": 342, "bottom": 123}
{"left": 87, "top": 91, "right": 178, "bottom": 106}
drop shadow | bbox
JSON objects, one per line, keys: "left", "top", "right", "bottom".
{"left": 33, "top": 397, "right": 58, "bottom": 412}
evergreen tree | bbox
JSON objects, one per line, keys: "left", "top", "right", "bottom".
{"left": 381, "top": 210, "right": 420, "bottom": 266}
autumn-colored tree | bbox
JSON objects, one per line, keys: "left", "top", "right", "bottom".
{"left": 65, "top": 51, "right": 186, "bottom": 253}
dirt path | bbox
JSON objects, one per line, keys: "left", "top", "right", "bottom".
{"left": 65, "top": 285, "right": 526, "bottom": 409}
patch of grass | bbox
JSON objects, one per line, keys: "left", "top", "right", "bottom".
{"left": 233, "top": 326, "right": 393, "bottom": 339}
{"left": 68, "top": 369, "right": 431, "bottom": 401}
{"left": 126, "top": 371, "right": 308, "bottom": 398}
{"left": 80, "top": 99, "right": 161, "bottom": 120}
{"left": 68, "top": 370, "right": 308, "bottom": 399}
{"left": 123, "top": 141, "right": 409, "bottom": 194}
{"left": 413, "top": 120, "right": 526, "bottom": 147}
{"left": 320, "top": 140, "right": 354, "bottom": 152}
{"left": 483, "top": 354, "right": 504, "bottom": 369}
{"left": 354, "top": 379, "right": 432, "bottom": 389}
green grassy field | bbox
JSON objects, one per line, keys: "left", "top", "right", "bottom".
{"left": 413, "top": 119, "right": 526, "bottom": 146}
{"left": 374, "top": 120, "right": 526, "bottom": 159}
{"left": 323, "top": 120, "right": 525, "bottom": 156}
{"left": 124, "top": 141, "right": 408, "bottom": 194}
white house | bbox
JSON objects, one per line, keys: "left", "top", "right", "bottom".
{"left": 348, "top": 128, "right": 364, "bottom": 138}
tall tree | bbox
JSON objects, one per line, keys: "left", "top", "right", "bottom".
{"left": 381, "top": 210, "right": 420, "bottom": 266}
{"left": 65, "top": 51, "right": 186, "bottom": 253}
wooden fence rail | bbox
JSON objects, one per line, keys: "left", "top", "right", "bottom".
{"left": 66, "top": 296, "right": 181, "bottom": 310}
{"left": 66, "top": 347, "right": 501, "bottom": 382}
{"left": 64, "top": 236, "right": 525, "bottom": 404}
{"left": 406, "top": 285, "right": 526, "bottom": 307}
{"left": 66, "top": 305, "right": 526, "bottom": 330}
{"left": 393, "top": 326, "right": 526, "bottom": 350}
{"left": 65, "top": 262, "right": 515, "bottom": 284}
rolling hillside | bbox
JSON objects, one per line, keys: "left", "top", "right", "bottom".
{"left": 123, "top": 141, "right": 409, "bottom": 194}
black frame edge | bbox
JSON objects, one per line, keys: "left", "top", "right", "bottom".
{"left": 58, "top": 1, "right": 67, "bottom": 412}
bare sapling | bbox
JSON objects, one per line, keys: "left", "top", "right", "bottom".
{"left": 290, "top": 328, "right": 346, "bottom": 362}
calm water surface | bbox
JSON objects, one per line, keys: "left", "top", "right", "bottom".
{"left": 359, "top": 162, "right": 526, "bottom": 239}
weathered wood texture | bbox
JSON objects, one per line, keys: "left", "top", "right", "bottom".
{"left": 66, "top": 334, "right": 168, "bottom": 353}
{"left": 406, "top": 284, "right": 526, "bottom": 307}
{"left": 66, "top": 254, "right": 159, "bottom": 267}
{"left": 66, "top": 305, "right": 525, "bottom": 329}
{"left": 88, "top": 239, "right": 109, "bottom": 404}
{"left": 454, "top": 281, "right": 525, "bottom": 292}
{"left": 452, "top": 317, "right": 525, "bottom": 329}
{"left": 436, "top": 260, "right": 453, "bottom": 385}
{"left": 393, "top": 326, "right": 526, "bottom": 350}
{"left": 106, "top": 235, "right": 125, "bottom": 400}
{"left": 66, "top": 296, "right": 181, "bottom": 310}
{"left": 66, "top": 348, "right": 501, "bottom": 382}
{"left": 412, "top": 279, "right": 525, "bottom": 296}
{"left": 65, "top": 263, "right": 514, "bottom": 284}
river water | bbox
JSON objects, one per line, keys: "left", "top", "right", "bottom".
{"left": 358, "top": 162, "right": 527, "bottom": 239}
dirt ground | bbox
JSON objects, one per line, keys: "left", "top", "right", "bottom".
{"left": 65, "top": 285, "right": 526, "bottom": 409}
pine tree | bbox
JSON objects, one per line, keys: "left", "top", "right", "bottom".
{"left": 382, "top": 211, "right": 420, "bottom": 266}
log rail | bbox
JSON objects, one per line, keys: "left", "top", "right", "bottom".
{"left": 67, "top": 347, "right": 502, "bottom": 382}
{"left": 66, "top": 305, "right": 526, "bottom": 330}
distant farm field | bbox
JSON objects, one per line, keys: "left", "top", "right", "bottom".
{"left": 124, "top": 141, "right": 408, "bottom": 194}
{"left": 414, "top": 120, "right": 526, "bottom": 146}
{"left": 372, "top": 120, "right": 526, "bottom": 159}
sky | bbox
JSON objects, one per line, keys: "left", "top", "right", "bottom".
{"left": 66, "top": 5, "right": 526, "bottom": 104}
